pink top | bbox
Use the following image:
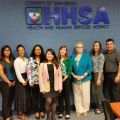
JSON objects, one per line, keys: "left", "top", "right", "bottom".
{"left": 39, "top": 63, "right": 62, "bottom": 93}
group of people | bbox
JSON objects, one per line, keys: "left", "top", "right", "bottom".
{"left": 0, "top": 38, "right": 120, "bottom": 120}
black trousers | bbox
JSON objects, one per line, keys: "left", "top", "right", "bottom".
{"left": 103, "top": 72, "right": 120, "bottom": 102}
{"left": 58, "top": 78, "right": 70, "bottom": 115}
{"left": 31, "top": 84, "right": 45, "bottom": 113}
{"left": 0, "top": 81, "right": 14, "bottom": 120}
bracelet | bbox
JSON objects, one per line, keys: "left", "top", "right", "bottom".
{"left": 82, "top": 75, "right": 85, "bottom": 78}
{"left": 83, "top": 75, "right": 86, "bottom": 78}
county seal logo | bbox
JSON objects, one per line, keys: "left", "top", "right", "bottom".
{"left": 26, "top": 7, "right": 42, "bottom": 25}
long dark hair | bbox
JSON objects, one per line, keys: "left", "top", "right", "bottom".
{"left": 91, "top": 41, "right": 102, "bottom": 56}
{"left": 45, "top": 48, "right": 59, "bottom": 69}
{"left": 30, "top": 44, "right": 45, "bottom": 62}
{"left": 58, "top": 45, "right": 68, "bottom": 62}
{"left": 0, "top": 45, "right": 14, "bottom": 73}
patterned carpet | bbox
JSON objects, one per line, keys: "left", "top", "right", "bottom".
{"left": 0, "top": 110, "right": 105, "bottom": 120}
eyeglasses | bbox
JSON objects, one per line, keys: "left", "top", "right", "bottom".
{"left": 76, "top": 47, "right": 83, "bottom": 48}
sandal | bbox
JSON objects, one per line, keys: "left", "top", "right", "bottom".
{"left": 35, "top": 112, "right": 40, "bottom": 119}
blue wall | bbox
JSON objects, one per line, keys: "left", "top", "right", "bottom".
{"left": 0, "top": 0, "right": 120, "bottom": 110}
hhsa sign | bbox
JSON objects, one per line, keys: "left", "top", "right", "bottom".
{"left": 26, "top": 6, "right": 110, "bottom": 25}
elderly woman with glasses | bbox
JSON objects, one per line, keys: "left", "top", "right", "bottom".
{"left": 71, "top": 41, "right": 92, "bottom": 117}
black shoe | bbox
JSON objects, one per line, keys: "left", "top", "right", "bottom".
{"left": 46, "top": 113, "right": 51, "bottom": 120}
{"left": 58, "top": 114, "right": 63, "bottom": 119}
{"left": 46, "top": 117, "right": 51, "bottom": 120}
{"left": 65, "top": 114, "right": 70, "bottom": 119}
{"left": 51, "top": 114, "right": 56, "bottom": 120}
{"left": 46, "top": 118, "right": 51, "bottom": 120}
{"left": 94, "top": 108, "right": 103, "bottom": 114}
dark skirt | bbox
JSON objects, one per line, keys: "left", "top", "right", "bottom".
{"left": 43, "top": 90, "right": 59, "bottom": 98}
{"left": 14, "top": 73, "right": 31, "bottom": 113}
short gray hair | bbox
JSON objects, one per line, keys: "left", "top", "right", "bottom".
{"left": 75, "top": 41, "right": 84, "bottom": 47}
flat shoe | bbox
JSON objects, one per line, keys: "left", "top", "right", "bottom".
{"left": 65, "top": 115, "right": 70, "bottom": 119}
{"left": 95, "top": 109, "right": 103, "bottom": 114}
{"left": 58, "top": 114, "right": 63, "bottom": 119}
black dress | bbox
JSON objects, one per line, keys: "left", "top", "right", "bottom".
{"left": 14, "top": 73, "right": 31, "bottom": 113}
{"left": 43, "top": 64, "right": 59, "bottom": 98}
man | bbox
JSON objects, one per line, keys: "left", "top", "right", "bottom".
{"left": 103, "top": 38, "right": 120, "bottom": 102}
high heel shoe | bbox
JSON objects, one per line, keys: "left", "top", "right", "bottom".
{"left": 51, "top": 114, "right": 56, "bottom": 120}
{"left": 40, "top": 112, "right": 45, "bottom": 118}
{"left": 46, "top": 113, "right": 51, "bottom": 120}
{"left": 6, "top": 117, "right": 11, "bottom": 120}
{"left": 35, "top": 113, "right": 40, "bottom": 119}
{"left": 18, "top": 115, "right": 26, "bottom": 120}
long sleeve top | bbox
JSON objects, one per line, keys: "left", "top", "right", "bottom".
{"left": 14, "top": 57, "right": 28, "bottom": 84}
{"left": 71, "top": 51, "right": 93, "bottom": 84}
{"left": 27, "top": 57, "right": 40, "bottom": 86}
{"left": 60, "top": 58, "right": 72, "bottom": 77}
{"left": 39, "top": 63, "right": 62, "bottom": 92}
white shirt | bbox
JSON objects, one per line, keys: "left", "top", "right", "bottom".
{"left": 14, "top": 57, "right": 28, "bottom": 84}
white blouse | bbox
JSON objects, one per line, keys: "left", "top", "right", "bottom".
{"left": 14, "top": 57, "right": 28, "bottom": 84}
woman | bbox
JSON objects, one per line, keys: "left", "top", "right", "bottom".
{"left": 27, "top": 44, "right": 45, "bottom": 119}
{"left": 14, "top": 44, "right": 31, "bottom": 120}
{"left": 91, "top": 41, "right": 105, "bottom": 114}
{"left": 71, "top": 42, "right": 92, "bottom": 117}
{"left": 57, "top": 45, "right": 72, "bottom": 119}
{"left": 0, "top": 45, "right": 15, "bottom": 120}
{"left": 39, "top": 48, "right": 62, "bottom": 120}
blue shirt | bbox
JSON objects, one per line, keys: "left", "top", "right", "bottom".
{"left": 71, "top": 51, "right": 93, "bottom": 84}
{"left": 0, "top": 61, "right": 15, "bottom": 82}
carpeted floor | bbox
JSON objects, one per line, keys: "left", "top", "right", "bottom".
{"left": 0, "top": 110, "right": 105, "bottom": 120}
